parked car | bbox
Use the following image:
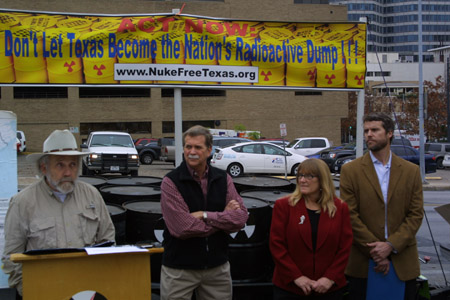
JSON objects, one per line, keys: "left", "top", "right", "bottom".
{"left": 160, "top": 136, "right": 251, "bottom": 163}
{"left": 333, "top": 145, "right": 437, "bottom": 174}
{"left": 134, "top": 138, "right": 158, "bottom": 147}
{"left": 443, "top": 154, "right": 450, "bottom": 168}
{"left": 211, "top": 136, "right": 252, "bottom": 154}
{"left": 319, "top": 143, "right": 360, "bottom": 170}
{"left": 17, "top": 130, "right": 26, "bottom": 152}
{"left": 320, "top": 138, "right": 409, "bottom": 171}
{"left": 136, "top": 141, "right": 161, "bottom": 165}
{"left": 257, "top": 138, "right": 289, "bottom": 147}
{"left": 211, "top": 142, "right": 307, "bottom": 177}
{"left": 391, "top": 136, "right": 412, "bottom": 147}
{"left": 424, "top": 142, "right": 450, "bottom": 169}
{"left": 286, "top": 137, "right": 331, "bottom": 156}
{"left": 81, "top": 131, "right": 140, "bottom": 176}
{"left": 159, "top": 137, "right": 176, "bottom": 163}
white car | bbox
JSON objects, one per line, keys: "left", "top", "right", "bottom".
{"left": 210, "top": 142, "right": 307, "bottom": 177}
{"left": 443, "top": 154, "right": 450, "bottom": 168}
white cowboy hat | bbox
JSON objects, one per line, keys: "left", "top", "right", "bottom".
{"left": 27, "top": 129, "right": 92, "bottom": 163}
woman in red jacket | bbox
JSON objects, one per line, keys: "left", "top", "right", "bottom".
{"left": 270, "top": 158, "right": 353, "bottom": 299}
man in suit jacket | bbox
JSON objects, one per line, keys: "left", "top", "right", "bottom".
{"left": 340, "top": 112, "right": 424, "bottom": 300}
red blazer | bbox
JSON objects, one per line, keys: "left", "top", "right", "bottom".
{"left": 269, "top": 196, "right": 353, "bottom": 295}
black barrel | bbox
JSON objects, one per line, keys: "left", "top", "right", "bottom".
{"left": 228, "top": 197, "right": 273, "bottom": 283}
{"left": 148, "top": 217, "right": 165, "bottom": 283}
{"left": 106, "top": 176, "right": 163, "bottom": 187}
{"left": 122, "top": 200, "right": 162, "bottom": 245}
{"left": 228, "top": 242, "right": 273, "bottom": 283}
{"left": 229, "top": 197, "right": 272, "bottom": 244}
{"left": 78, "top": 175, "right": 107, "bottom": 190}
{"left": 233, "top": 176, "right": 294, "bottom": 194}
{"left": 240, "top": 189, "right": 291, "bottom": 208}
{"left": 99, "top": 185, "right": 161, "bottom": 205}
{"left": 106, "top": 203, "right": 126, "bottom": 245}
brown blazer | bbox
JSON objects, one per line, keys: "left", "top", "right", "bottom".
{"left": 340, "top": 152, "right": 424, "bottom": 281}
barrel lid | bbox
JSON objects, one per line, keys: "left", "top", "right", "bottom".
{"left": 241, "top": 190, "right": 291, "bottom": 203}
{"left": 123, "top": 201, "right": 162, "bottom": 213}
{"left": 100, "top": 185, "right": 161, "bottom": 196}
{"left": 78, "top": 176, "right": 107, "bottom": 186}
{"left": 233, "top": 176, "right": 291, "bottom": 188}
{"left": 241, "top": 196, "right": 269, "bottom": 208}
{"left": 106, "top": 203, "right": 126, "bottom": 215}
{"left": 106, "top": 176, "right": 162, "bottom": 186}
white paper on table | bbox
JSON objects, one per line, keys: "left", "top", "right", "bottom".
{"left": 84, "top": 245, "right": 149, "bottom": 255}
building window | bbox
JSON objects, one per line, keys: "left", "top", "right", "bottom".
{"left": 79, "top": 87, "right": 150, "bottom": 98}
{"left": 161, "top": 88, "right": 226, "bottom": 97}
{"left": 295, "top": 91, "right": 323, "bottom": 96}
{"left": 80, "top": 122, "right": 151, "bottom": 135}
{"left": 162, "top": 120, "right": 215, "bottom": 134}
{"left": 14, "top": 87, "right": 68, "bottom": 99}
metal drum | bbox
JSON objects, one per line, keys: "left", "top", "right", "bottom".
{"left": 228, "top": 242, "right": 273, "bottom": 283}
{"left": 149, "top": 217, "right": 165, "bottom": 283}
{"left": 106, "top": 203, "right": 126, "bottom": 245}
{"left": 233, "top": 176, "right": 294, "bottom": 194}
{"left": 229, "top": 197, "right": 272, "bottom": 244}
{"left": 78, "top": 175, "right": 107, "bottom": 190}
{"left": 99, "top": 185, "right": 161, "bottom": 205}
{"left": 106, "top": 176, "right": 163, "bottom": 187}
{"left": 122, "top": 200, "right": 162, "bottom": 245}
{"left": 240, "top": 189, "right": 291, "bottom": 208}
{"left": 228, "top": 197, "right": 273, "bottom": 283}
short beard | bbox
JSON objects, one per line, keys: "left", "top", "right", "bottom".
{"left": 367, "top": 139, "right": 389, "bottom": 152}
{"left": 46, "top": 174, "right": 76, "bottom": 194}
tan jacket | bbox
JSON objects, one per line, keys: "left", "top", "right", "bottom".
{"left": 1, "top": 178, "right": 115, "bottom": 294}
{"left": 340, "top": 152, "right": 424, "bottom": 281}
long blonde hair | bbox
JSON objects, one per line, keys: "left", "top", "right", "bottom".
{"left": 288, "top": 158, "right": 338, "bottom": 218}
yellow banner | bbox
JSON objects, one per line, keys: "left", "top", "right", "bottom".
{"left": 0, "top": 10, "right": 366, "bottom": 89}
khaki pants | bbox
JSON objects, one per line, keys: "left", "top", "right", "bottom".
{"left": 160, "top": 262, "right": 232, "bottom": 300}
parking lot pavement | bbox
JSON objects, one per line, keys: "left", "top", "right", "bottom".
{"left": 16, "top": 153, "right": 450, "bottom": 190}
{"left": 422, "top": 169, "right": 450, "bottom": 191}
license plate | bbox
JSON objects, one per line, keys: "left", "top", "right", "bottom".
{"left": 110, "top": 166, "right": 120, "bottom": 171}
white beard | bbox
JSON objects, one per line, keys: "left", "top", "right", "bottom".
{"left": 46, "top": 174, "right": 76, "bottom": 194}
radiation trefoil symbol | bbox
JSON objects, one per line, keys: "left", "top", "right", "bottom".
{"left": 230, "top": 212, "right": 255, "bottom": 239}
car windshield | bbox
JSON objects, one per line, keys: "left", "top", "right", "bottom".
{"left": 91, "top": 135, "right": 133, "bottom": 147}
{"left": 286, "top": 140, "right": 298, "bottom": 148}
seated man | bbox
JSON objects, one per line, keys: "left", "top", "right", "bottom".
{"left": 2, "top": 129, "right": 115, "bottom": 298}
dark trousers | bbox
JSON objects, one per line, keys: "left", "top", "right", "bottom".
{"left": 273, "top": 285, "right": 344, "bottom": 300}
{"left": 346, "top": 276, "right": 417, "bottom": 300}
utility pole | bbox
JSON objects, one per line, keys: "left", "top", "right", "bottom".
{"left": 447, "top": 56, "right": 450, "bottom": 142}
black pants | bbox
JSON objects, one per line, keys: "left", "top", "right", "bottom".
{"left": 346, "top": 276, "right": 417, "bottom": 300}
{"left": 273, "top": 285, "right": 344, "bottom": 300}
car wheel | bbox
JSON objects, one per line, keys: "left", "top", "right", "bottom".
{"left": 291, "top": 163, "right": 300, "bottom": 176}
{"left": 227, "top": 163, "right": 243, "bottom": 177}
{"left": 437, "top": 157, "right": 444, "bottom": 169}
{"left": 141, "top": 153, "right": 154, "bottom": 165}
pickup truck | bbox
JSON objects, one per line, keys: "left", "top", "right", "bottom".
{"left": 159, "top": 137, "right": 176, "bottom": 164}
{"left": 286, "top": 137, "right": 331, "bottom": 156}
{"left": 81, "top": 131, "right": 140, "bottom": 176}
{"left": 136, "top": 141, "right": 161, "bottom": 165}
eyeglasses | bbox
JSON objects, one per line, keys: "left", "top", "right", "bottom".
{"left": 297, "top": 173, "right": 317, "bottom": 180}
